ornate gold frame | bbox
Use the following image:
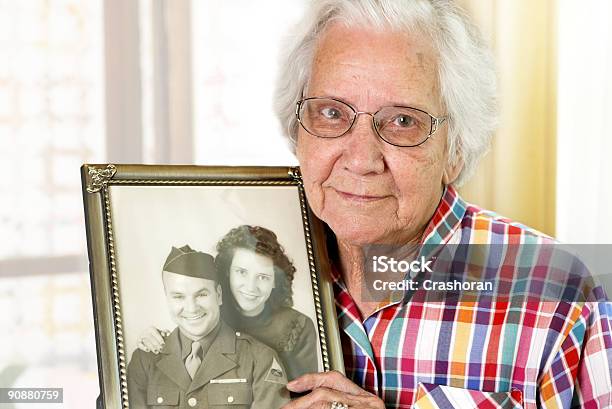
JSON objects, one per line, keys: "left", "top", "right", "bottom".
{"left": 81, "top": 164, "right": 343, "bottom": 409}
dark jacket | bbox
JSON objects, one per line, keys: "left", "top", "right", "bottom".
{"left": 225, "top": 306, "right": 319, "bottom": 381}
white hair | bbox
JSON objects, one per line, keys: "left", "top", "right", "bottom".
{"left": 274, "top": 0, "right": 497, "bottom": 186}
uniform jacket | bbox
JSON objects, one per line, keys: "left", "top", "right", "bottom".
{"left": 127, "top": 321, "right": 290, "bottom": 409}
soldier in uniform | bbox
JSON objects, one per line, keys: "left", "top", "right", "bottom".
{"left": 127, "top": 245, "right": 290, "bottom": 408}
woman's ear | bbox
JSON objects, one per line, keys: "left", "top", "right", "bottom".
{"left": 442, "top": 155, "right": 463, "bottom": 185}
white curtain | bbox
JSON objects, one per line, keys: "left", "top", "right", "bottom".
{"left": 556, "top": 0, "right": 612, "bottom": 243}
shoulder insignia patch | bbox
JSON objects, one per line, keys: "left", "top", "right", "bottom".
{"left": 264, "top": 357, "right": 287, "bottom": 385}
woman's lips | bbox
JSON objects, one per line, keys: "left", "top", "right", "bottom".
{"left": 238, "top": 291, "right": 259, "bottom": 301}
{"left": 334, "top": 188, "right": 389, "bottom": 202}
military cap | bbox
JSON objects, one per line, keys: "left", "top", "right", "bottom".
{"left": 163, "top": 245, "right": 218, "bottom": 281}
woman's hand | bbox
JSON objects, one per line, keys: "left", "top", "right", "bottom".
{"left": 136, "top": 326, "right": 170, "bottom": 354}
{"left": 282, "top": 371, "right": 385, "bottom": 409}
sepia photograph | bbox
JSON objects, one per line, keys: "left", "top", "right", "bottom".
{"left": 81, "top": 165, "right": 342, "bottom": 409}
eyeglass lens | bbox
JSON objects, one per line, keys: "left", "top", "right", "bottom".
{"left": 298, "top": 98, "right": 433, "bottom": 147}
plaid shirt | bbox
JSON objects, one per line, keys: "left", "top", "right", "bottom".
{"left": 332, "top": 185, "right": 612, "bottom": 408}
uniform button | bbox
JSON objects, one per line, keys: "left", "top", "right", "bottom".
{"left": 188, "top": 397, "right": 197, "bottom": 407}
{"left": 156, "top": 397, "right": 164, "bottom": 404}
{"left": 227, "top": 396, "right": 234, "bottom": 403}
{"left": 235, "top": 331, "right": 241, "bottom": 336}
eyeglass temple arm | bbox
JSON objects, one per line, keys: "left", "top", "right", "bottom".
{"left": 431, "top": 116, "right": 447, "bottom": 134}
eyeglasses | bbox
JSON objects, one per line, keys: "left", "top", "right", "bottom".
{"left": 295, "top": 97, "right": 447, "bottom": 147}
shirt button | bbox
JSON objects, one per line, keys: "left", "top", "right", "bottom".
{"left": 188, "top": 397, "right": 197, "bottom": 407}
{"left": 227, "top": 395, "right": 234, "bottom": 403}
{"left": 235, "top": 331, "right": 241, "bottom": 336}
{"left": 156, "top": 397, "right": 164, "bottom": 404}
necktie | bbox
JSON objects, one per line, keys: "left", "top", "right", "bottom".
{"left": 185, "top": 341, "right": 202, "bottom": 379}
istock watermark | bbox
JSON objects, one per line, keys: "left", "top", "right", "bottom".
{"left": 372, "top": 255, "right": 433, "bottom": 274}
{"left": 372, "top": 278, "right": 493, "bottom": 292}
{"left": 358, "top": 243, "right": 612, "bottom": 303}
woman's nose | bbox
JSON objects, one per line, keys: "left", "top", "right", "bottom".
{"left": 245, "top": 274, "right": 258, "bottom": 292}
{"left": 342, "top": 113, "right": 385, "bottom": 175}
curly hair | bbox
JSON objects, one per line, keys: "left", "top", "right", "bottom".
{"left": 215, "top": 225, "right": 296, "bottom": 315}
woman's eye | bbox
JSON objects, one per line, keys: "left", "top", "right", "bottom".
{"left": 234, "top": 268, "right": 248, "bottom": 276}
{"left": 173, "top": 295, "right": 184, "bottom": 300}
{"left": 258, "top": 275, "right": 271, "bottom": 282}
{"left": 197, "top": 292, "right": 209, "bottom": 298}
{"left": 320, "top": 107, "right": 342, "bottom": 120}
{"left": 392, "top": 114, "right": 416, "bottom": 127}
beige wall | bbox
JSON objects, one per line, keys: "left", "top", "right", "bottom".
{"left": 457, "top": 0, "right": 557, "bottom": 236}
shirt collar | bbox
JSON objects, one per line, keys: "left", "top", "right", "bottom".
{"left": 421, "top": 184, "right": 467, "bottom": 247}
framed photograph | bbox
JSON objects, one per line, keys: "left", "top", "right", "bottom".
{"left": 81, "top": 164, "right": 343, "bottom": 409}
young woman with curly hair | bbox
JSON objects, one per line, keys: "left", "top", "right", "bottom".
{"left": 214, "top": 225, "right": 318, "bottom": 381}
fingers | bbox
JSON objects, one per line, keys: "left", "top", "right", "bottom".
{"left": 281, "top": 386, "right": 385, "bottom": 409}
{"left": 281, "top": 387, "right": 358, "bottom": 409}
{"left": 141, "top": 336, "right": 162, "bottom": 353}
{"left": 137, "top": 327, "right": 167, "bottom": 353}
{"left": 287, "top": 371, "right": 367, "bottom": 396}
{"left": 284, "top": 372, "right": 385, "bottom": 409}
{"left": 136, "top": 340, "right": 150, "bottom": 353}
{"left": 148, "top": 326, "right": 166, "bottom": 346}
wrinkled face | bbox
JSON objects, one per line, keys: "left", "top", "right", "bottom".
{"left": 229, "top": 248, "right": 275, "bottom": 317}
{"left": 296, "top": 24, "right": 461, "bottom": 246}
{"left": 163, "top": 272, "right": 222, "bottom": 341}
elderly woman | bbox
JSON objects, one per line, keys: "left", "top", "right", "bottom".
{"left": 275, "top": 1, "right": 612, "bottom": 409}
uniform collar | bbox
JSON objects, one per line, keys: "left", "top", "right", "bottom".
{"left": 156, "top": 321, "right": 238, "bottom": 392}
{"left": 178, "top": 320, "right": 222, "bottom": 360}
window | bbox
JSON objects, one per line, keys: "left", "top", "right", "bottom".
{"left": 192, "top": 0, "right": 306, "bottom": 165}
{"left": 0, "top": 1, "right": 103, "bottom": 407}
{"left": 1, "top": 1, "right": 308, "bottom": 407}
